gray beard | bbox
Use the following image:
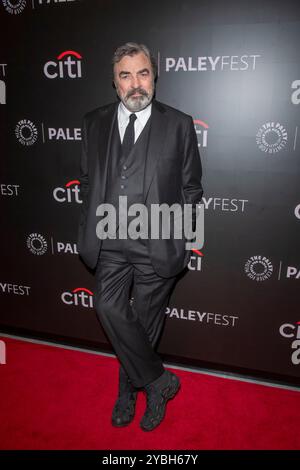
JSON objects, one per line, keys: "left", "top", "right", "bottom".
{"left": 123, "top": 92, "right": 153, "bottom": 112}
{"left": 116, "top": 85, "right": 154, "bottom": 112}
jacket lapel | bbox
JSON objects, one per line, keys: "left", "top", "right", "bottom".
{"left": 97, "top": 102, "right": 118, "bottom": 200}
{"left": 143, "top": 100, "right": 168, "bottom": 201}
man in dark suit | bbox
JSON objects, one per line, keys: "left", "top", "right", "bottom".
{"left": 77, "top": 42, "right": 203, "bottom": 431}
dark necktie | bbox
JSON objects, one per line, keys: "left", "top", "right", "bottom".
{"left": 122, "top": 113, "right": 137, "bottom": 159}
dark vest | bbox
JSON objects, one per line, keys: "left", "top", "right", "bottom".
{"left": 101, "top": 112, "right": 152, "bottom": 246}
{"left": 104, "top": 114, "right": 152, "bottom": 225}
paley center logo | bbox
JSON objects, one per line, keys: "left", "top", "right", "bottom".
{"left": 15, "top": 119, "right": 38, "bottom": 146}
{"left": 27, "top": 233, "right": 48, "bottom": 255}
{"left": 61, "top": 287, "right": 94, "bottom": 308}
{"left": 15, "top": 119, "right": 81, "bottom": 144}
{"left": 53, "top": 179, "right": 81, "bottom": 204}
{"left": 256, "top": 122, "right": 288, "bottom": 154}
{"left": 26, "top": 232, "right": 78, "bottom": 255}
{"left": 2, "top": 0, "right": 26, "bottom": 14}
{"left": 279, "top": 321, "right": 300, "bottom": 365}
{"left": 44, "top": 50, "right": 82, "bottom": 79}
{"left": 244, "top": 255, "right": 273, "bottom": 282}
{"left": 245, "top": 256, "right": 299, "bottom": 282}
{"left": 2, "top": 0, "right": 78, "bottom": 13}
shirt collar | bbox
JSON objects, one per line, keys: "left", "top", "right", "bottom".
{"left": 118, "top": 100, "right": 152, "bottom": 127}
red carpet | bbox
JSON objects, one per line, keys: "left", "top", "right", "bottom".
{"left": 0, "top": 335, "right": 300, "bottom": 450}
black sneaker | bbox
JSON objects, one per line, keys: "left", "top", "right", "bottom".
{"left": 140, "top": 370, "right": 180, "bottom": 431}
{"left": 111, "top": 366, "right": 138, "bottom": 427}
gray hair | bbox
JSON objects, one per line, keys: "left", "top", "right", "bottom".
{"left": 112, "top": 42, "right": 157, "bottom": 79}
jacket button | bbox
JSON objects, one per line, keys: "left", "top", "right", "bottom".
{"left": 123, "top": 165, "right": 127, "bottom": 170}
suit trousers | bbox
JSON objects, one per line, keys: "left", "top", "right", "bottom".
{"left": 93, "top": 235, "right": 178, "bottom": 388}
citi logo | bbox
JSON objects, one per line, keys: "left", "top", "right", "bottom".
{"left": 279, "top": 322, "right": 300, "bottom": 365}
{"left": 194, "top": 119, "right": 208, "bottom": 148}
{"left": 15, "top": 119, "right": 38, "bottom": 146}
{"left": 53, "top": 179, "right": 82, "bottom": 204}
{"left": 188, "top": 249, "right": 203, "bottom": 271}
{"left": 44, "top": 50, "right": 82, "bottom": 79}
{"left": 61, "top": 287, "right": 94, "bottom": 308}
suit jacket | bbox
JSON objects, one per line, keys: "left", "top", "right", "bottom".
{"left": 77, "top": 99, "right": 203, "bottom": 278}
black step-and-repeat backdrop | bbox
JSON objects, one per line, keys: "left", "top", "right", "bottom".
{"left": 1, "top": 0, "right": 300, "bottom": 385}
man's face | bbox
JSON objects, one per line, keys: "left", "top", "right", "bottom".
{"left": 114, "top": 52, "right": 155, "bottom": 112}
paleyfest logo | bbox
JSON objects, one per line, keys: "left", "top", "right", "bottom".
{"left": 244, "top": 255, "right": 273, "bottom": 282}
{"left": 164, "top": 54, "right": 261, "bottom": 72}
{"left": 15, "top": 119, "right": 38, "bottom": 146}
{"left": 256, "top": 122, "right": 288, "bottom": 154}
